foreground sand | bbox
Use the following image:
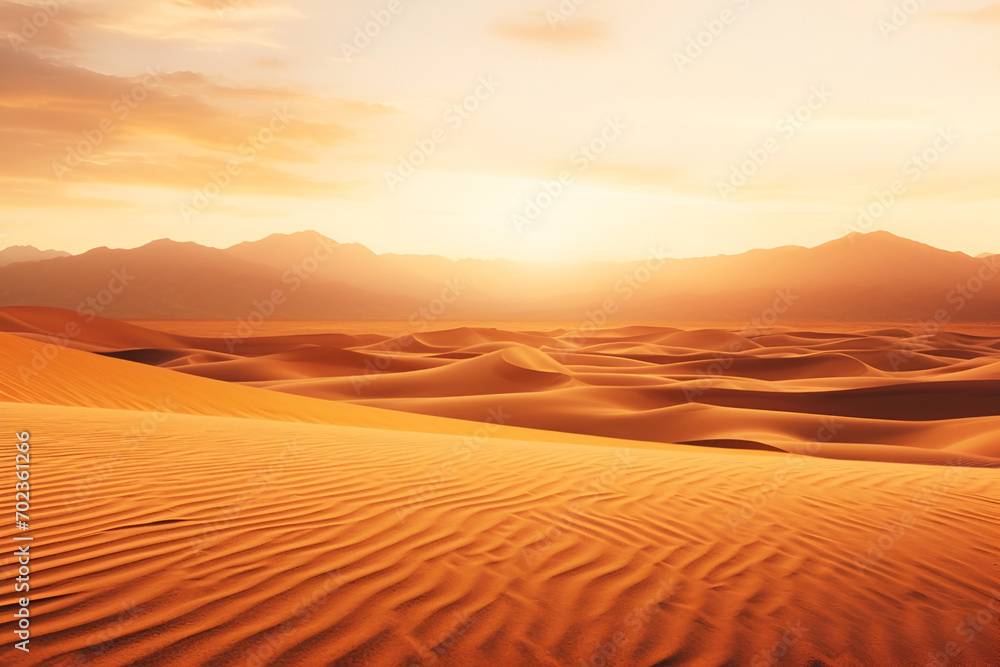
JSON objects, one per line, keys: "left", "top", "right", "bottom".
{"left": 1, "top": 401, "right": 998, "bottom": 666}
{"left": 1, "top": 313, "right": 999, "bottom": 665}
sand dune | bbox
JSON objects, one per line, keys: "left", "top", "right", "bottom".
{"left": 14, "top": 316, "right": 989, "bottom": 466}
{"left": 4, "top": 309, "right": 1000, "bottom": 465}
{"left": 1, "top": 308, "right": 999, "bottom": 665}
{"left": 0, "top": 328, "right": 680, "bottom": 452}
{"left": 1, "top": 403, "right": 997, "bottom": 666}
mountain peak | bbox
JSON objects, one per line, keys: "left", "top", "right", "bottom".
{"left": 230, "top": 230, "right": 338, "bottom": 250}
{"left": 0, "top": 244, "right": 71, "bottom": 267}
{"left": 142, "top": 238, "right": 201, "bottom": 249}
{"left": 843, "top": 230, "right": 905, "bottom": 244}
{"left": 826, "top": 230, "right": 946, "bottom": 254}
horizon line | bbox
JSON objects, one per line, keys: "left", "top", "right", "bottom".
{"left": 5, "top": 229, "right": 990, "bottom": 265}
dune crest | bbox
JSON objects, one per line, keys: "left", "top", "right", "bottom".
{"left": 8, "top": 309, "right": 995, "bottom": 465}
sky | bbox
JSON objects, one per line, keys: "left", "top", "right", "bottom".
{"left": 1, "top": 0, "right": 998, "bottom": 261}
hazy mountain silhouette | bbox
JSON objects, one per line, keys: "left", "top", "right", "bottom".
{"left": 0, "top": 245, "right": 71, "bottom": 267}
{"left": 1, "top": 231, "right": 997, "bottom": 321}
{"left": 0, "top": 238, "right": 420, "bottom": 319}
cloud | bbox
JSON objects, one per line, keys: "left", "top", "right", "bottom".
{"left": 931, "top": 3, "right": 1000, "bottom": 23}
{"left": 0, "top": 1, "right": 103, "bottom": 52}
{"left": 0, "top": 185, "right": 146, "bottom": 210}
{"left": 492, "top": 14, "right": 609, "bottom": 48}
{"left": 0, "top": 50, "right": 393, "bottom": 197}
{"left": 1, "top": 0, "right": 302, "bottom": 55}
{"left": 255, "top": 57, "right": 285, "bottom": 69}
{"left": 578, "top": 163, "right": 697, "bottom": 194}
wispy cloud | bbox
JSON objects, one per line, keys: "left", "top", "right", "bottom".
{"left": 492, "top": 14, "right": 610, "bottom": 48}
{"left": 0, "top": 50, "right": 394, "bottom": 193}
{"left": 931, "top": 3, "right": 1000, "bottom": 23}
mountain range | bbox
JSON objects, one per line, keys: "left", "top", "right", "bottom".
{"left": 0, "top": 244, "right": 71, "bottom": 267}
{"left": 1, "top": 231, "right": 997, "bottom": 322}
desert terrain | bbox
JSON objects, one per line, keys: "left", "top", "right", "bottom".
{"left": 4, "top": 0, "right": 999, "bottom": 662}
{"left": 1, "top": 306, "right": 998, "bottom": 666}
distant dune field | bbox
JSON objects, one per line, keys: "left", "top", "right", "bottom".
{"left": 9, "top": 307, "right": 999, "bottom": 466}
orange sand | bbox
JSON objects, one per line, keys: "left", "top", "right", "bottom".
{"left": 1, "top": 308, "right": 998, "bottom": 665}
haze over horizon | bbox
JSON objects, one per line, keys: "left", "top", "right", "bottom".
{"left": 4, "top": 228, "right": 996, "bottom": 264}
{"left": 2, "top": 0, "right": 999, "bottom": 261}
